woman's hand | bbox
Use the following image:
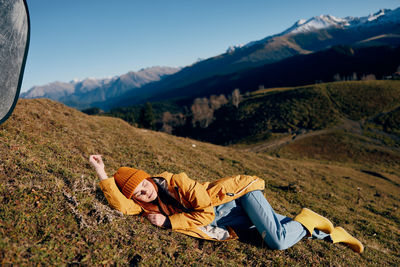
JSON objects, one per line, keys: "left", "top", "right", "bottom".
{"left": 146, "top": 213, "right": 170, "bottom": 228}
{"left": 89, "top": 154, "right": 104, "bottom": 170}
{"left": 89, "top": 155, "right": 108, "bottom": 180}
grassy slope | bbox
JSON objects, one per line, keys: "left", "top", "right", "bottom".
{"left": 276, "top": 130, "right": 400, "bottom": 168}
{"left": 203, "top": 80, "right": 400, "bottom": 145}
{"left": 246, "top": 81, "right": 400, "bottom": 169}
{"left": 247, "top": 80, "right": 400, "bottom": 134}
{"left": 0, "top": 98, "right": 399, "bottom": 265}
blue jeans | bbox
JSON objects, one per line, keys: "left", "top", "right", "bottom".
{"left": 210, "top": 190, "right": 330, "bottom": 250}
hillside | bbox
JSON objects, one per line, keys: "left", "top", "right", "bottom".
{"left": 184, "top": 80, "right": 400, "bottom": 145}
{"left": 100, "top": 44, "right": 400, "bottom": 112}
{"left": 0, "top": 99, "right": 399, "bottom": 265}
{"left": 153, "top": 45, "right": 400, "bottom": 103}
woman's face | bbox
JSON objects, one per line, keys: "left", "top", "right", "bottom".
{"left": 133, "top": 179, "right": 157, "bottom": 202}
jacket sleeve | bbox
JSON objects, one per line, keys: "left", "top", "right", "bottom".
{"left": 168, "top": 173, "right": 215, "bottom": 230}
{"left": 99, "top": 177, "right": 142, "bottom": 215}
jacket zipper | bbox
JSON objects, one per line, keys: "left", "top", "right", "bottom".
{"left": 226, "top": 178, "right": 259, "bottom": 197}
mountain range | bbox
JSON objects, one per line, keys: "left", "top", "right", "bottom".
{"left": 21, "top": 66, "right": 180, "bottom": 109}
{"left": 21, "top": 7, "right": 400, "bottom": 110}
{"left": 228, "top": 8, "right": 400, "bottom": 51}
{"left": 141, "top": 45, "right": 400, "bottom": 105}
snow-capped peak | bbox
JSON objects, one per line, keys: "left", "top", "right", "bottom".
{"left": 226, "top": 44, "right": 245, "bottom": 53}
{"left": 70, "top": 78, "right": 83, "bottom": 84}
{"left": 286, "top": 7, "right": 400, "bottom": 32}
{"left": 226, "top": 7, "right": 400, "bottom": 52}
{"left": 368, "top": 9, "right": 388, "bottom": 21}
{"left": 296, "top": 19, "right": 307, "bottom": 26}
{"left": 283, "top": 14, "right": 348, "bottom": 35}
{"left": 344, "top": 8, "right": 397, "bottom": 25}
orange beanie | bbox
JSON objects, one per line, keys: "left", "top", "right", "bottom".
{"left": 113, "top": 167, "right": 151, "bottom": 199}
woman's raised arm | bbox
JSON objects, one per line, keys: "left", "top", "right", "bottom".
{"left": 89, "top": 155, "right": 108, "bottom": 180}
{"left": 89, "top": 155, "right": 143, "bottom": 215}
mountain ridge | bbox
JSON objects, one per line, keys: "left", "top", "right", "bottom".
{"left": 228, "top": 7, "right": 400, "bottom": 52}
{"left": 21, "top": 66, "right": 180, "bottom": 109}
{"left": 107, "top": 44, "right": 400, "bottom": 110}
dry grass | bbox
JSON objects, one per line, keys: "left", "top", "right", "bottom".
{"left": 0, "top": 98, "right": 399, "bottom": 265}
{"left": 277, "top": 130, "right": 400, "bottom": 169}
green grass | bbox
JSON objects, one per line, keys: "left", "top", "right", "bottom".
{"left": 372, "top": 106, "right": 400, "bottom": 136}
{"left": 323, "top": 81, "right": 400, "bottom": 120}
{"left": 276, "top": 130, "right": 400, "bottom": 170}
{"left": 207, "top": 80, "right": 400, "bottom": 145}
{"left": 0, "top": 98, "right": 399, "bottom": 265}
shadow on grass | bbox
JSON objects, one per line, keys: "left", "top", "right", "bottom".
{"left": 94, "top": 187, "right": 108, "bottom": 203}
{"left": 234, "top": 227, "right": 267, "bottom": 248}
{"left": 360, "top": 169, "right": 400, "bottom": 187}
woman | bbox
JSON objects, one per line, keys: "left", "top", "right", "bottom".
{"left": 89, "top": 155, "right": 363, "bottom": 253}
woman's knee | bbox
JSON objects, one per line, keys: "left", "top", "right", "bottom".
{"left": 240, "top": 190, "right": 264, "bottom": 204}
{"left": 245, "top": 190, "right": 264, "bottom": 198}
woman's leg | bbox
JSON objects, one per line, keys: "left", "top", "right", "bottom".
{"left": 239, "top": 190, "right": 327, "bottom": 250}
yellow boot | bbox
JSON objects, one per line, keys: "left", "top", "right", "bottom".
{"left": 294, "top": 208, "right": 334, "bottom": 236}
{"left": 330, "top": 227, "right": 364, "bottom": 253}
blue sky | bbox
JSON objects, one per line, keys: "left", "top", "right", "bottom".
{"left": 21, "top": 0, "right": 400, "bottom": 92}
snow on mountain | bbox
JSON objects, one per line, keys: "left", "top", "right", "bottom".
{"left": 282, "top": 7, "right": 400, "bottom": 35}
{"left": 367, "top": 9, "right": 388, "bottom": 21}
{"left": 227, "top": 7, "right": 400, "bottom": 52}
{"left": 346, "top": 8, "right": 398, "bottom": 24}
{"left": 226, "top": 44, "right": 245, "bottom": 53}
{"left": 283, "top": 15, "right": 349, "bottom": 35}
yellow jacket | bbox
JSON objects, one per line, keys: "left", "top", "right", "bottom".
{"left": 99, "top": 171, "right": 265, "bottom": 240}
